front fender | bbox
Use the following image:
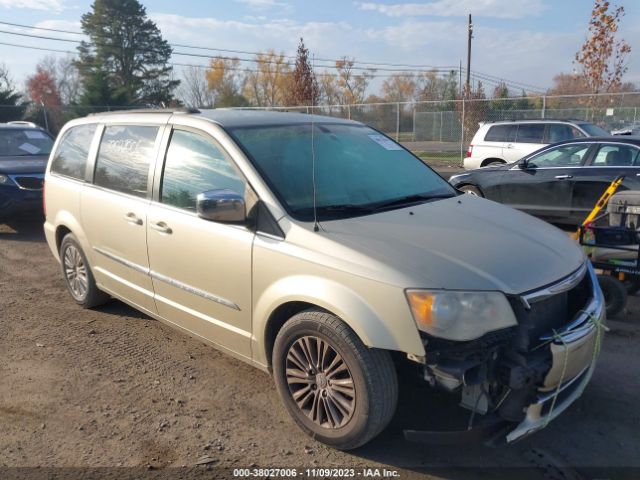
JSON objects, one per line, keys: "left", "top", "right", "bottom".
{"left": 252, "top": 274, "right": 425, "bottom": 367}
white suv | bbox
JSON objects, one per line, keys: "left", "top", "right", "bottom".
{"left": 464, "top": 120, "right": 610, "bottom": 170}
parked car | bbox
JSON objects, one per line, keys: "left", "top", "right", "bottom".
{"left": 451, "top": 136, "right": 640, "bottom": 225}
{"left": 611, "top": 123, "right": 640, "bottom": 136}
{"left": 0, "top": 121, "right": 54, "bottom": 221}
{"left": 464, "top": 119, "right": 610, "bottom": 170}
{"left": 45, "top": 109, "right": 604, "bottom": 449}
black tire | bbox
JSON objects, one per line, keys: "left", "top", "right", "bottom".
{"left": 597, "top": 274, "right": 627, "bottom": 318}
{"left": 624, "top": 279, "right": 640, "bottom": 296}
{"left": 459, "top": 184, "right": 484, "bottom": 197}
{"left": 60, "top": 233, "right": 110, "bottom": 308}
{"left": 272, "top": 310, "right": 398, "bottom": 450}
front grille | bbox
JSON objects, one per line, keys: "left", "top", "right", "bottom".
{"left": 509, "top": 269, "right": 592, "bottom": 351}
{"left": 13, "top": 176, "right": 44, "bottom": 190}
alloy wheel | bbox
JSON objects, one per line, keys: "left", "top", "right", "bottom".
{"left": 63, "top": 244, "right": 88, "bottom": 301}
{"left": 285, "top": 336, "right": 356, "bottom": 429}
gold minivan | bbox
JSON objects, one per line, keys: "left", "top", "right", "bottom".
{"left": 44, "top": 109, "right": 605, "bottom": 449}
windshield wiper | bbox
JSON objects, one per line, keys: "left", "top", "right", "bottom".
{"left": 372, "top": 193, "right": 454, "bottom": 211}
{"left": 294, "top": 204, "right": 376, "bottom": 215}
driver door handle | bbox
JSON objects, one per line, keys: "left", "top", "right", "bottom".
{"left": 555, "top": 174, "right": 573, "bottom": 180}
{"left": 124, "top": 212, "right": 143, "bottom": 225}
{"left": 150, "top": 221, "right": 172, "bottom": 234}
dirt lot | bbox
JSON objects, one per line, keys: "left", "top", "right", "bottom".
{"left": 1, "top": 216, "right": 639, "bottom": 480}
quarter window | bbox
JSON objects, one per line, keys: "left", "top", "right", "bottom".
{"left": 161, "top": 129, "right": 245, "bottom": 211}
{"left": 515, "top": 124, "right": 545, "bottom": 143}
{"left": 527, "top": 144, "right": 591, "bottom": 168}
{"left": 546, "top": 124, "right": 584, "bottom": 143}
{"left": 592, "top": 145, "right": 640, "bottom": 166}
{"left": 94, "top": 125, "right": 158, "bottom": 197}
{"left": 50, "top": 124, "right": 97, "bottom": 180}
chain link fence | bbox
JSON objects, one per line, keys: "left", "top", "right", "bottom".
{"left": 2, "top": 92, "right": 640, "bottom": 160}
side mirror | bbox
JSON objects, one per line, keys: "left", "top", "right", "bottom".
{"left": 196, "top": 189, "right": 246, "bottom": 223}
{"left": 517, "top": 158, "right": 528, "bottom": 169}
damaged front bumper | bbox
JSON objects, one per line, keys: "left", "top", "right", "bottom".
{"left": 404, "top": 262, "right": 605, "bottom": 445}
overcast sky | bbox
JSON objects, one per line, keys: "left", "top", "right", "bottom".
{"left": 1, "top": 0, "right": 638, "bottom": 95}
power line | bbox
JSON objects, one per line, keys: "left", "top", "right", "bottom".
{"left": 0, "top": 20, "right": 464, "bottom": 71}
{"left": 0, "top": 22, "right": 548, "bottom": 91}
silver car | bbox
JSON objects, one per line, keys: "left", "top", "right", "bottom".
{"left": 44, "top": 108, "right": 605, "bottom": 449}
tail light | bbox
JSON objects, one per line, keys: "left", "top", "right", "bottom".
{"left": 42, "top": 178, "right": 46, "bottom": 217}
{"left": 467, "top": 145, "right": 473, "bottom": 157}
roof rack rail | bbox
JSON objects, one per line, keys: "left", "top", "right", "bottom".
{"left": 491, "top": 118, "right": 588, "bottom": 123}
{"left": 88, "top": 107, "right": 200, "bottom": 117}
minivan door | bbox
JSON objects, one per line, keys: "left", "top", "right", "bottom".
{"left": 503, "top": 123, "right": 546, "bottom": 162}
{"left": 146, "top": 127, "right": 254, "bottom": 359}
{"left": 81, "top": 124, "right": 163, "bottom": 315}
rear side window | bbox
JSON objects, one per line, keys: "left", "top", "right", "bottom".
{"left": 50, "top": 124, "right": 97, "bottom": 180}
{"left": 484, "top": 125, "right": 516, "bottom": 142}
{"left": 516, "top": 124, "right": 545, "bottom": 143}
{"left": 592, "top": 144, "right": 640, "bottom": 166}
{"left": 94, "top": 125, "right": 159, "bottom": 198}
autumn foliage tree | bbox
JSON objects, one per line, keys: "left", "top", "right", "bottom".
{"left": 575, "top": 0, "right": 631, "bottom": 95}
{"left": 285, "top": 38, "right": 318, "bottom": 107}
{"left": 27, "top": 67, "right": 62, "bottom": 107}
{"left": 243, "top": 50, "right": 291, "bottom": 107}
{"left": 206, "top": 58, "right": 248, "bottom": 107}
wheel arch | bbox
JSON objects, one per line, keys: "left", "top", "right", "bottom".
{"left": 253, "top": 275, "right": 425, "bottom": 370}
{"left": 480, "top": 158, "right": 506, "bottom": 167}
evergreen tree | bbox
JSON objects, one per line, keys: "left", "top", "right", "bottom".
{"left": 76, "top": 0, "right": 179, "bottom": 106}
{"left": 0, "top": 64, "right": 26, "bottom": 122}
{"left": 285, "top": 38, "right": 319, "bottom": 106}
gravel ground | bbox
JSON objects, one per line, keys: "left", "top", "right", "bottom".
{"left": 1, "top": 216, "right": 639, "bottom": 480}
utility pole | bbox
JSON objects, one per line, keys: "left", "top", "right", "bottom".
{"left": 466, "top": 14, "right": 473, "bottom": 92}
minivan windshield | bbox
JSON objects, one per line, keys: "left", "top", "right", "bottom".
{"left": 578, "top": 123, "right": 610, "bottom": 137}
{"left": 0, "top": 129, "right": 54, "bottom": 156}
{"left": 229, "top": 123, "right": 455, "bottom": 220}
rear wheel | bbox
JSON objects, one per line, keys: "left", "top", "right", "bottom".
{"left": 483, "top": 160, "right": 505, "bottom": 167}
{"left": 597, "top": 274, "right": 627, "bottom": 318}
{"left": 272, "top": 310, "right": 398, "bottom": 450}
{"left": 459, "top": 185, "right": 483, "bottom": 197}
{"left": 60, "top": 233, "right": 109, "bottom": 308}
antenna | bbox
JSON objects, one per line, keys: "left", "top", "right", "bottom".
{"left": 311, "top": 53, "right": 320, "bottom": 233}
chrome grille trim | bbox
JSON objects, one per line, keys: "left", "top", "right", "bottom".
{"left": 520, "top": 262, "right": 588, "bottom": 310}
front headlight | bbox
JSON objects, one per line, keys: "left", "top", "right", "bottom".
{"left": 0, "top": 174, "right": 13, "bottom": 185}
{"left": 406, "top": 290, "right": 517, "bottom": 341}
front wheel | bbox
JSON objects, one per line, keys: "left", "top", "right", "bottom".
{"left": 459, "top": 184, "right": 483, "bottom": 197}
{"left": 272, "top": 310, "right": 398, "bottom": 450}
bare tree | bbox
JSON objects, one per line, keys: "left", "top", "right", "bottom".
{"left": 179, "top": 65, "right": 214, "bottom": 108}
{"left": 34, "top": 55, "right": 82, "bottom": 104}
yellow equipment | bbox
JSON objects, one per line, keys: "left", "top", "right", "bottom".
{"left": 570, "top": 175, "right": 625, "bottom": 240}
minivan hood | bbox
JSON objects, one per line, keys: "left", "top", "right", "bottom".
{"left": 0, "top": 155, "right": 48, "bottom": 174}
{"left": 321, "top": 195, "right": 584, "bottom": 294}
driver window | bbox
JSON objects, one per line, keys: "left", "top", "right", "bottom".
{"left": 160, "top": 129, "right": 246, "bottom": 211}
{"left": 526, "top": 144, "right": 590, "bottom": 168}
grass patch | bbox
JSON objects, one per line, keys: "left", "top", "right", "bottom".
{"left": 412, "top": 151, "right": 462, "bottom": 165}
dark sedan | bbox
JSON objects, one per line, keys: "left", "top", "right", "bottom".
{"left": 448, "top": 136, "right": 640, "bottom": 225}
{"left": 0, "top": 122, "right": 54, "bottom": 221}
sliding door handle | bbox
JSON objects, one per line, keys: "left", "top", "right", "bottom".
{"left": 124, "top": 212, "right": 143, "bottom": 225}
{"left": 150, "top": 221, "right": 172, "bottom": 234}
{"left": 554, "top": 174, "right": 573, "bottom": 180}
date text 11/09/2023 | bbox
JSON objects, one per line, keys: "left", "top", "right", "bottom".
{"left": 232, "top": 468, "right": 401, "bottom": 478}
